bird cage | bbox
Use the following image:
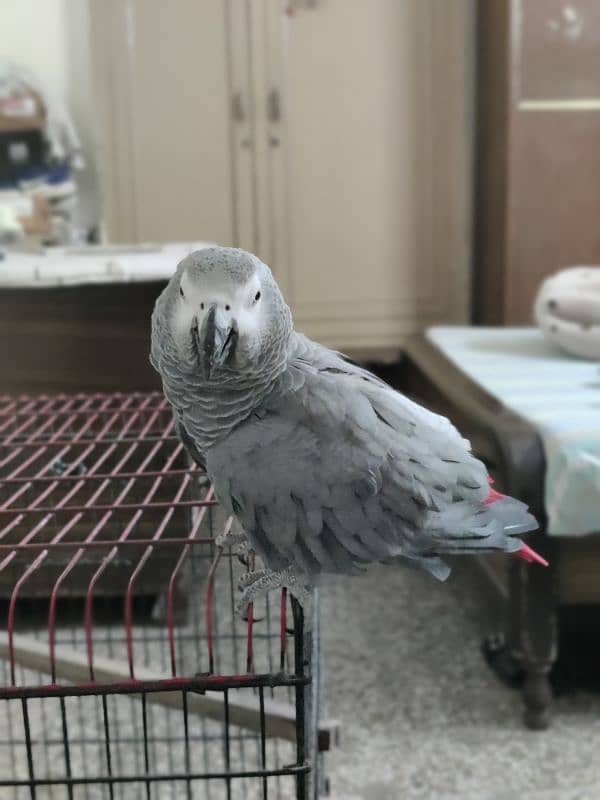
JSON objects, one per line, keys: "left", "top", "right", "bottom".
{"left": 0, "top": 392, "right": 336, "bottom": 799}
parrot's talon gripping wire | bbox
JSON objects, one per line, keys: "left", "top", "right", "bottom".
{"left": 241, "top": 610, "right": 264, "bottom": 624}
{"left": 236, "top": 554, "right": 266, "bottom": 624}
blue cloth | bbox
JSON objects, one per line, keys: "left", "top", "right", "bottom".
{"left": 427, "top": 327, "right": 600, "bottom": 537}
{"left": 0, "top": 162, "right": 71, "bottom": 190}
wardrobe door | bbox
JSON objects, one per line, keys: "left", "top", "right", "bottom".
{"left": 91, "top": 0, "right": 236, "bottom": 245}
{"left": 262, "top": 0, "right": 471, "bottom": 351}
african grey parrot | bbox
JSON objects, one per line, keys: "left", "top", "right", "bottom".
{"left": 150, "top": 247, "right": 546, "bottom": 611}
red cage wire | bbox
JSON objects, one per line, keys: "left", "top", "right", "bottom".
{"left": 0, "top": 392, "right": 331, "bottom": 800}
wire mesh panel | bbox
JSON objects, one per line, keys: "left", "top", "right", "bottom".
{"left": 0, "top": 392, "right": 329, "bottom": 800}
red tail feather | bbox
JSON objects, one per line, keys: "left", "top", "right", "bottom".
{"left": 516, "top": 543, "right": 549, "bottom": 568}
{"left": 485, "top": 478, "right": 548, "bottom": 567}
{"left": 484, "top": 486, "right": 505, "bottom": 505}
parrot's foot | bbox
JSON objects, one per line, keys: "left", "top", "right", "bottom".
{"left": 215, "top": 526, "right": 247, "bottom": 552}
{"left": 235, "top": 566, "right": 311, "bottom": 617}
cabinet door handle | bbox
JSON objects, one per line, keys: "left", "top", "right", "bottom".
{"left": 267, "top": 88, "right": 281, "bottom": 123}
{"left": 232, "top": 91, "right": 246, "bottom": 123}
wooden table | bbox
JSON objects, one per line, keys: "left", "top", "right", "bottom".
{"left": 377, "top": 335, "right": 600, "bottom": 729}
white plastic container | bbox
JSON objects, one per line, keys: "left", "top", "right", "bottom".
{"left": 534, "top": 266, "right": 600, "bottom": 360}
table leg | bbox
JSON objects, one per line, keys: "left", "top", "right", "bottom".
{"left": 508, "top": 533, "right": 558, "bottom": 730}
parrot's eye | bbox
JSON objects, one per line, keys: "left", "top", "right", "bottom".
{"left": 200, "top": 302, "right": 205, "bottom": 310}
{"left": 225, "top": 304, "right": 231, "bottom": 311}
{"left": 254, "top": 291, "right": 261, "bottom": 303}
{"left": 179, "top": 286, "right": 184, "bottom": 298}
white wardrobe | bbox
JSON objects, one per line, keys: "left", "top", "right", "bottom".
{"left": 90, "top": 0, "right": 472, "bottom": 354}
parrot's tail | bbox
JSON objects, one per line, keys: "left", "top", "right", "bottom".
{"left": 424, "top": 483, "right": 547, "bottom": 575}
{"left": 484, "top": 484, "right": 548, "bottom": 568}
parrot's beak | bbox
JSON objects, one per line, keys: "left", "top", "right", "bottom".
{"left": 198, "top": 304, "right": 238, "bottom": 377}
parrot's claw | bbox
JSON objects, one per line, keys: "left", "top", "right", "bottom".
{"left": 235, "top": 566, "right": 311, "bottom": 617}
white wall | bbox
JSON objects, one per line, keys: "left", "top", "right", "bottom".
{"left": 0, "top": 0, "right": 99, "bottom": 231}
{"left": 1, "top": 0, "right": 69, "bottom": 99}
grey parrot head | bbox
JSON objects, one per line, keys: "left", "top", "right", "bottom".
{"left": 154, "top": 247, "right": 293, "bottom": 380}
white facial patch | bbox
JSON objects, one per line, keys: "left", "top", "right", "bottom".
{"left": 173, "top": 270, "right": 264, "bottom": 344}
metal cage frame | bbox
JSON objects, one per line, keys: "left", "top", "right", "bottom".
{"left": 0, "top": 392, "right": 333, "bottom": 800}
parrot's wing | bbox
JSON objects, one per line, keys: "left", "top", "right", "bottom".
{"left": 205, "top": 359, "right": 530, "bottom": 581}
{"left": 288, "top": 333, "right": 389, "bottom": 389}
